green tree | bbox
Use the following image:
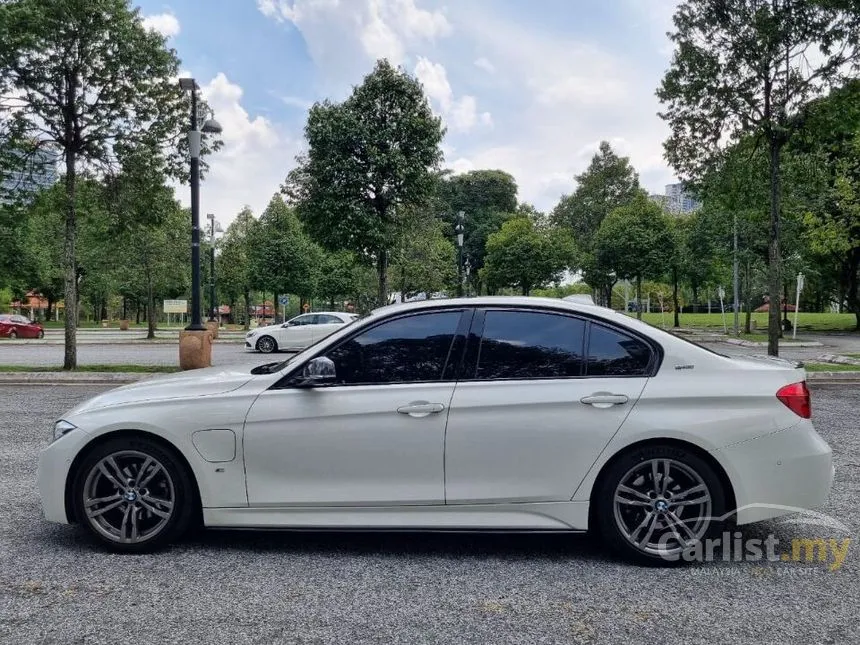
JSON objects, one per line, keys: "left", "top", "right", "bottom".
{"left": 284, "top": 59, "right": 444, "bottom": 306}
{"left": 316, "top": 250, "right": 360, "bottom": 310}
{"left": 391, "top": 209, "right": 457, "bottom": 300}
{"left": 658, "top": 0, "right": 860, "bottom": 355}
{"left": 551, "top": 141, "right": 642, "bottom": 304}
{"left": 249, "top": 195, "right": 322, "bottom": 314}
{"left": 593, "top": 196, "right": 675, "bottom": 319}
{"left": 436, "top": 169, "right": 519, "bottom": 293}
{"left": 483, "top": 217, "right": 573, "bottom": 296}
{"left": 0, "top": 0, "right": 213, "bottom": 368}
{"left": 217, "top": 206, "right": 257, "bottom": 329}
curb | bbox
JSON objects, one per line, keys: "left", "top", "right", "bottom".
{"left": 0, "top": 372, "right": 155, "bottom": 385}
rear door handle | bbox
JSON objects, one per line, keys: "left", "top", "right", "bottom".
{"left": 397, "top": 402, "right": 445, "bottom": 418}
{"left": 580, "top": 393, "right": 629, "bottom": 408}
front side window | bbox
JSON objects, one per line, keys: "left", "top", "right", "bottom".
{"left": 323, "top": 311, "right": 462, "bottom": 385}
{"left": 475, "top": 310, "right": 586, "bottom": 379}
{"left": 586, "top": 324, "right": 652, "bottom": 376}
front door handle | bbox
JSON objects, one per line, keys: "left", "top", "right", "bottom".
{"left": 397, "top": 402, "right": 445, "bottom": 418}
{"left": 580, "top": 393, "right": 629, "bottom": 409}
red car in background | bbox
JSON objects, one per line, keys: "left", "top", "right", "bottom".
{"left": 0, "top": 314, "right": 44, "bottom": 339}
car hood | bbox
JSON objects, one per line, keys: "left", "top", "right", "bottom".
{"left": 66, "top": 365, "right": 258, "bottom": 415}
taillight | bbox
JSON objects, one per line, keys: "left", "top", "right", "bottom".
{"left": 776, "top": 381, "right": 811, "bottom": 419}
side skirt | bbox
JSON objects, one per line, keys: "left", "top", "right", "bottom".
{"left": 203, "top": 501, "right": 590, "bottom": 531}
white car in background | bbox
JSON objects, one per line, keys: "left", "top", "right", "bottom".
{"left": 245, "top": 311, "right": 358, "bottom": 353}
{"left": 38, "top": 297, "right": 833, "bottom": 563}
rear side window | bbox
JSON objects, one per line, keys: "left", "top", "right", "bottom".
{"left": 316, "top": 314, "right": 342, "bottom": 324}
{"left": 586, "top": 324, "right": 652, "bottom": 376}
{"left": 475, "top": 310, "right": 586, "bottom": 379}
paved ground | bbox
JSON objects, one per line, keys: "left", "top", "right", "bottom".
{"left": 1, "top": 384, "right": 857, "bottom": 644}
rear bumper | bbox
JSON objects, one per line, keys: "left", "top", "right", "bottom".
{"left": 713, "top": 420, "right": 833, "bottom": 525}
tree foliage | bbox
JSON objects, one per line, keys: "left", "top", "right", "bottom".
{"left": 658, "top": 0, "right": 860, "bottom": 354}
{"left": 483, "top": 217, "right": 573, "bottom": 296}
{"left": 284, "top": 59, "right": 444, "bottom": 306}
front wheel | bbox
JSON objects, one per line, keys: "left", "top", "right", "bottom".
{"left": 594, "top": 444, "right": 726, "bottom": 565}
{"left": 256, "top": 335, "right": 278, "bottom": 353}
{"left": 8, "top": 330, "right": 16, "bottom": 339}
{"left": 72, "top": 437, "right": 196, "bottom": 552}
{"left": 38, "top": 330, "right": 44, "bottom": 339}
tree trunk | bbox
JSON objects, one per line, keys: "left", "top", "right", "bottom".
{"left": 744, "top": 260, "right": 752, "bottom": 334}
{"left": 243, "top": 290, "right": 250, "bottom": 330}
{"left": 329, "top": 296, "right": 335, "bottom": 309}
{"left": 522, "top": 284, "right": 529, "bottom": 296}
{"left": 767, "top": 138, "right": 783, "bottom": 356}
{"left": 62, "top": 149, "right": 78, "bottom": 370}
{"left": 135, "top": 300, "right": 141, "bottom": 325}
{"left": 376, "top": 250, "right": 388, "bottom": 307}
{"left": 46, "top": 297, "right": 53, "bottom": 321}
{"left": 146, "top": 274, "right": 156, "bottom": 340}
{"left": 636, "top": 276, "right": 643, "bottom": 320}
{"left": 672, "top": 266, "right": 680, "bottom": 328}
{"left": 122, "top": 296, "right": 127, "bottom": 320}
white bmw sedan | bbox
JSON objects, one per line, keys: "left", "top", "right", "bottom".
{"left": 38, "top": 297, "right": 833, "bottom": 564}
{"left": 245, "top": 311, "right": 358, "bottom": 353}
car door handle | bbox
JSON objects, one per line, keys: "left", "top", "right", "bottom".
{"left": 580, "top": 393, "right": 629, "bottom": 408}
{"left": 397, "top": 402, "right": 445, "bottom": 418}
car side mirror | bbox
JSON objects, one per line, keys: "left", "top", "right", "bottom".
{"left": 281, "top": 322, "right": 291, "bottom": 328}
{"left": 295, "top": 356, "right": 336, "bottom": 388}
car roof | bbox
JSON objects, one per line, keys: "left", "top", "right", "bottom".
{"left": 370, "top": 296, "right": 620, "bottom": 320}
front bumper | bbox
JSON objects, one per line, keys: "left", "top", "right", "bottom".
{"left": 38, "top": 429, "right": 93, "bottom": 524}
{"left": 713, "top": 420, "right": 834, "bottom": 525}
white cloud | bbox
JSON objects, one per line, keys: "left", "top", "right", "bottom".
{"left": 172, "top": 73, "right": 299, "bottom": 226}
{"left": 474, "top": 57, "right": 495, "bottom": 74}
{"left": 142, "top": 12, "right": 181, "bottom": 38}
{"left": 258, "top": 0, "right": 450, "bottom": 80}
{"left": 414, "top": 57, "right": 491, "bottom": 132}
{"left": 279, "top": 95, "right": 313, "bottom": 110}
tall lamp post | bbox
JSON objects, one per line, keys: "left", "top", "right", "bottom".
{"left": 178, "top": 77, "right": 222, "bottom": 369}
{"left": 179, "top": 77, "right": 222, "bottom": 331}
{"left": 455, "top": 210, "right": 465, "bottom": 297}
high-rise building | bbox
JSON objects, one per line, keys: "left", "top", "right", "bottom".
{"left": 663, "top": 182, "right": 701, "bottom": 215}
{"left": 1, "top": 147, "right": 58, "bottom": 204}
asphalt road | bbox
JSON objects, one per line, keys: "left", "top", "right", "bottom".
{"left": 1, "top": 384, "right": 857, "bottom": 644}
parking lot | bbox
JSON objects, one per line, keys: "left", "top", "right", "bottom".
{"left": 1, "top": 384, "right": 857, "bottom": 644}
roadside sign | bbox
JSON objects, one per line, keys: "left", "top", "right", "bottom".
{"left": 163, "top": 299, "right": 187, "bottom": 314}
{"left": 279, "top": 295, "right": 289, "bottom": 305}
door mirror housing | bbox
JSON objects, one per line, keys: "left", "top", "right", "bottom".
{"left": 295, "top": 356, "right": 337, "bottom": 388}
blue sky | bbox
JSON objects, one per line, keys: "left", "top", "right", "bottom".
{"left": 136, "top": 0, "right": 681, "bottom": 226}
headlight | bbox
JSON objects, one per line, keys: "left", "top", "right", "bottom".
{"left": 246, "top": 331, "right": 256, "bottom": 338}
{"left": 53, "top": 420, "right": 78, "bottom": 442}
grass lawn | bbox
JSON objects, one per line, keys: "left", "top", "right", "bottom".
{"left": 803, "top": 363, "right": 860, "bottom": 372}
{"left": 635, "top": 312, "right": 857, "bottom": 332}
{"left": 0, "top": 364, "right": 179, "bottom": 373}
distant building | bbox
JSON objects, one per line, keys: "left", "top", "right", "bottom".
{"left": 648, "top": 194, "right": 670, "bottom": 209}
{"left": 0, "top": 147, "right": 58, "bottom": 204}
{"left": 664, "top": 182, "right": 701, "bottom": 215}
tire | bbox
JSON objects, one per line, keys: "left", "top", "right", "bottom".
{"left": 38, "top": 330, "right": 44, "bottom": 339}
{"left": 256, "top": 335, "right": 278, "bottom": 353}
{"left": 72, "top": 436, "right": 196, "bottom": 553}
{"left": 593, "top": 443, "right": 726, "bottom": 566}
{"left": 8, "top": 330, "right": 16, "bottom": 339}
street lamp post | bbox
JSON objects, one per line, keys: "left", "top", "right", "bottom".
{"left": 455, "top": 210, "right": 465, "bottom": 297}
{"left": 179, "top": 77, "right": 222, "bottom": 332}
{"left": 464, "top": 259, "right": 471, "bottom": 297}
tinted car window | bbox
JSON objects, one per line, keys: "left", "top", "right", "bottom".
{"left": 290, "top": 315, "right": 316, "bottom": 326}
{"left": 324, "top": 311, "right": 461, "bottom": 384}
{"left": 317, "top": 314, "right": 342, "bottom": 324}
{"left": 587, "top": 324, "right": 652, "bottom": 376}
{"left": 475, "top": 311, "right": 585, "bottom": 379}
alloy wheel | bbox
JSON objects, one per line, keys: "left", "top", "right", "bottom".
{"left": 257, "top": 336, "right": 276, "bottom": 353}
{"left": 612, "top": 458, "right": 713, "bottom": 558}
{"left": 82, "top": 450, "right": 176, "bottom": 545}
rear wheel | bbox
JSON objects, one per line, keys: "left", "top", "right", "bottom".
{"left": 8, "top": 330, "right": 16, "bottom": 339}
{"left": 256, "top": 335, "right": 278, "bottom": 353}
{"left": 594, "top": 443, "right": 726, "bottom": 565}
{"left": 72, "top": 437, "right": 196, "bottom": 553}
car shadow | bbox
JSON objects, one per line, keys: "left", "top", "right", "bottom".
{"left": 181, "top": 527, "right": 615, "bottom": 562}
